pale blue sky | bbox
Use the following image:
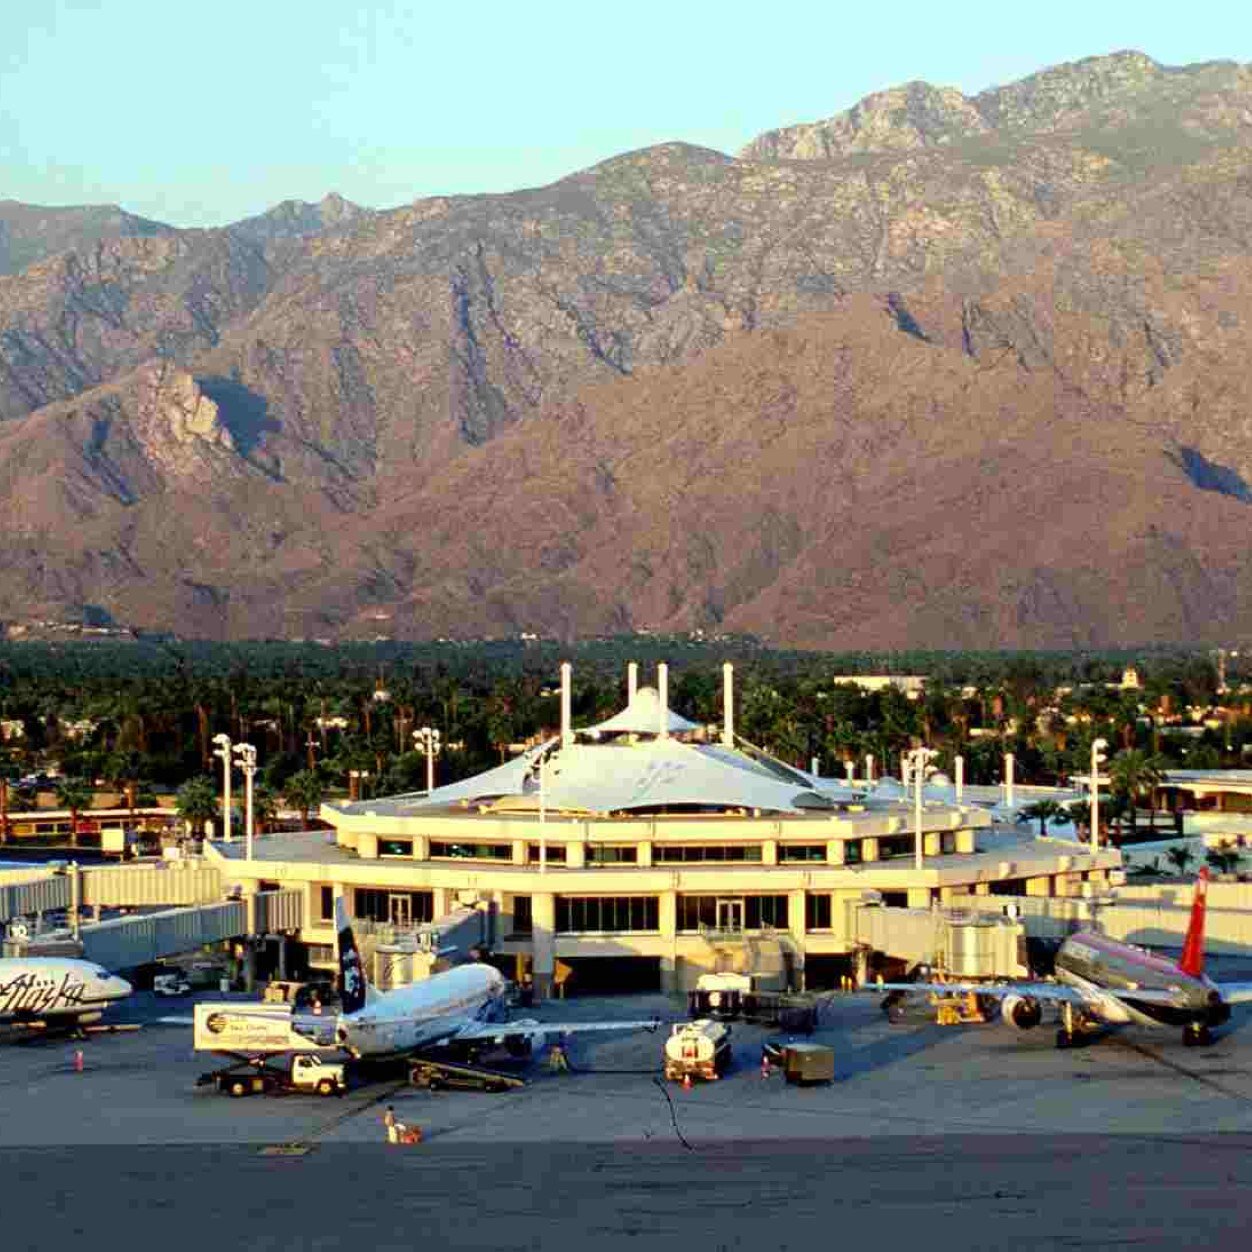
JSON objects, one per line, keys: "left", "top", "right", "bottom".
{"left": 2, "top": 0, "right": 1248, "bottom": 227}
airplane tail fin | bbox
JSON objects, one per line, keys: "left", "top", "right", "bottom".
{"left": 1178, "top": 867, "right": 1210, "bottom": 978}
{"left": 335, "top": 897, "right": 368, "bottom": 1015}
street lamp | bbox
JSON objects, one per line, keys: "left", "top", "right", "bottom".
{"left": 212, "top": 733, "right": 233, "bottom": 843}
{"left": 348, "top": 770, "right": 371, "bottom": 802}
{"left": 909, "top": 747, "right": 939, "bottom": 871}
{"left": 1089, "top": 738, "right": 1109, "bottom": 855}
{"left": 413, "top": 726, "right": 442, "bottom": 795}
{"left": 233, "top": 742, "right": 257, "bottom": 862}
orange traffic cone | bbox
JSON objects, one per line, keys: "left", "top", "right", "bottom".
{"left": 760, "top": 1056, "right": 771, "bottom": 1080}
{"left": 681, "top": 1072, "right": 692, "bottom": 1091}
{"left": 73, "top": 1049, "right": 84, "bottom": 1073}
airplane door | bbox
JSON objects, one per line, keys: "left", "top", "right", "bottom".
{"left": 389, "top": 894, "right": 412, "bottom": 928}
{"left": 716, "top": 898, "right": 744, "bottom": 932}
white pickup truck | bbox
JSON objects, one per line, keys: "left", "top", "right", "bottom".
{"left": 198, "top": 1053, "right": 347, "bottom": 1098}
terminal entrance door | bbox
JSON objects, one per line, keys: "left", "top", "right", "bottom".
{"left": 388, "top": 894, "right": 413, "bottom": 928}
{"left": 716, "top": 898, "right": 744, "bottom": 932}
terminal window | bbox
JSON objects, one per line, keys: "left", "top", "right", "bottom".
{"left": 805, "top": 893, "right": 833, "bottom": 930}
{"left": 555, "top": 896, "right": 659, "bottom": 933}
{"left": 319, "top": 886, "right": 334, "bottom": 922}
{"left": 586, "top": 845, "right": 638, "bottom": 864}
{"left": 527, "top": 843, "right": 567, "bottom": 864}
{"left": 429, "top": 841, "right": 512, "bottom": 860}
{"left": 677, "top": 895, "right": 789, "bottom": 931}
{"left": 353, "top": 888, "right": 434, "bottom": 924}
{"left": 779, "top": 844, "right": 826, "bottom": 863}
{"left": 511, "top": 895, "right": 533, "bottom": 936}
{"left": 378, "top": 839, "right": 413, "bottom": 857}
{"left": 654, "top": 844, "right": 764, "bottom": 863}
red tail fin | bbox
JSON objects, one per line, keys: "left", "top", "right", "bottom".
{"left": 1178, "top": 867, "right": 1210, "bottom": 978}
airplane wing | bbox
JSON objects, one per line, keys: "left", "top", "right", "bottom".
{"left": 872, "top": 982, "right": 1182, "bottom": 1007}
{"left": 1213, "top": 983, "right": 1252, "bottom": 1005}
{"left": 451, "top": 1017, "right": 661, "bottom": 1043}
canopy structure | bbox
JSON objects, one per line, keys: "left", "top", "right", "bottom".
{"left": 331, "top": 684, "right": 869, "bottom": 819}
{"left": 585, "top": 686, "right": 701, "bottom": 738}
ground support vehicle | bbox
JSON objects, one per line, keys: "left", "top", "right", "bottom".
{"left": 197, "top": 1053, "right": 347, "bottom": 1098}
{"left": 153, "top": 972, "right": 191, "bottom": 997}
{"left": 408, "top": 1058, "right": 527, "bottom": 1093}
{"left": 761, "top": 1038, "right": 835, "bottom": 1085}
{"left": 665, "top": 1019, "right": 733, "bottom": 1083}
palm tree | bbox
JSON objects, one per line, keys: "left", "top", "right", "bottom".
{"left": 175, "top": 776, "right": 219, "bottom": 843}
{"left": 1206, "top": 840, "right": 1241, "bottom": 876}
{"left": 55, "top": 777, "right": 94, "bottom": 850}
{"left": 252, "top": 784, "right": 279, "bottom": 835}
{"left": 1108, "top": 749, "right": 1167, "bottom": 834}
{"left": 1018, "top": 798, "right": 1067, "bottom": 837}
{"left": 1165, "top": 845, "right": 1194, "bottom": 876}
{"left": 285, "top": 770, "right": 325, "bottom": 829}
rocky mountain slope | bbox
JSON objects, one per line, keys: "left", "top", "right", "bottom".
{"left": 2, "top": 50, "right": 1251, "bottom": 647}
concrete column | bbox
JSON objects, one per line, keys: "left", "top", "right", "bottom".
{"left": 762, "top": 840, "right": 778, "bottom": 866}
{"left": 924, "top": 832, "right": 942, "bottom": 858}
{"left": 636, "top": 841, "right": 653, "bottom": 868}
{"left": 412, "top": 834, "right": 429, "bottom": 861}
{"left": 955, "top": 828, "right": 976, "bottom": 854}
{"left": 277, "top": 936, "right": 289, "bottom": 979}
{"left": 531, "top": 892, "right": 556, "bottom": 1000}
{"left": 659, "top": 890, "right": 678, "bottom": 993}
{"left": 974, "top": 882, "right": 991, "bottom": 896}
{"left": 907, "top": 887, "right": 931, "bottom": 909}
{"left": 787, "top": 889, "right": 807, "bottom": 991}
{"left": 566, "top": 841, "right": 585, "bottom": 868}
{"left": 357, "top": 832, "right": 379, "bottom": 859}
{"left": 1026, "top": 876, "right": 1052, "bottom": 897}
{"left": 826, "top": 839, "right": 845, "bottom": 865}
{"left": 431, "top": 886, "right": 450, "bottom": 918}
{"left": 861, "top": 837, "right": 879, "bottom": 863}
{"left": 513, "top": 841, "right": 528, "bottom": 866}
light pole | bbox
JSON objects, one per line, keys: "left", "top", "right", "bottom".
{"left": 212, "top": 733, "right": 233, "bottom": 843}
{"left": 413, "top": 727, "right": 442, "bottom": 795}
{"left": 1089, "top": 738, "right": 1109, "bottom": 855}
{"left": 233, "top": 742, "right": 257, "bottom": 862}
{"left": 348, "top": 770, "right": 370, "bottom": 802}
{"left": 537, "top": 753, "right": 547, "bottom": 874}
{"left": 909, "top": 747, "right": 938, "bottom": 871}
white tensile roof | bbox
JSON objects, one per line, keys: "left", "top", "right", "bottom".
{"left": 331, "top": 686, "right": 870, "bottom": 818}
{"left": 587, "top": 686, "right": 700, "bottom": 736}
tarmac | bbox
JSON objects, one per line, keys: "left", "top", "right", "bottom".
{"left": 5, "top": 984, "right": 1252, "bottom": 1247}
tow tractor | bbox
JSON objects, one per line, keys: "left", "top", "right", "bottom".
{"left": 198, "top": 1053, "right": 347, "bottom": 1098}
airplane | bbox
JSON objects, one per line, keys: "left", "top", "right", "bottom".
{"left": 874, "top": 869, "right": 1252, "bottom": 1049}
{"left": 321, "top": 899, "right": 660, "bottom": 1063}
{"left": 0, "top": 956, "right": 133, "bottom": 1033}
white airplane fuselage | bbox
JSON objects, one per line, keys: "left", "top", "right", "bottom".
{"left": 0, "top": 957, "right": 132, "bottom": 1024}
{"left": 333, "top": 962, "right": 507, "bottom": 1059}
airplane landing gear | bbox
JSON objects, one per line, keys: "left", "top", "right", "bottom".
{"left": 1183, "top": 1024, "right": 1214, "bottom": 1047}
{"left": 1055, "top": 1002, "right": 1086, "bottom": 1050}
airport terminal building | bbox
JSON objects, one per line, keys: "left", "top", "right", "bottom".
{"left": 208, "top": 667, "right": 1119, "bottom": 997}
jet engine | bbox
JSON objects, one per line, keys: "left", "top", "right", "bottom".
{"left": 1001, "top": 994, "right": 1042, "bottom": 1030}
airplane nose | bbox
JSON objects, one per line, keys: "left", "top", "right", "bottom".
{"left": 110, "top": 976, "right": 133, "bottom": 999}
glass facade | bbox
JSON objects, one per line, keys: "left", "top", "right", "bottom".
{"left": 779, "top": 844, "right": 826, "bottom": 863}
{"left": 805, "top": 893, "right": 832, "bottom": 930}
{"left": 586, "top": 845, "right": 639, "bottom": 864}
{"left": 555, "top": 896, "right": 659, "bottom": 933}
{"left": 353, "top": 888, "right": 434, "bottom": 924}
{"left": 429, "top": 841, "right": 511, "bottom": 860}
{"left": 511, "top": 895, "right": 533, "bottom": 935}
{"left": 654, "top": 844, "right": 763, "bottom": 863}
{"left": 378, "top": 839, "right": 412, "bottom": 857}
{"left": 527, "top": 843, "right": 567, "bottom": 864}
{"left": 677, "top": 894, "right": 789, "bottom": 931}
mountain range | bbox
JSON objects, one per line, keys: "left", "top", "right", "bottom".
{"left": 3, "top": 49, "right": 1252, "bottom": 648}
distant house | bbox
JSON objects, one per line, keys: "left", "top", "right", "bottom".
{"left": 831, "top": 675, "right": 926, "bottom": 700}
